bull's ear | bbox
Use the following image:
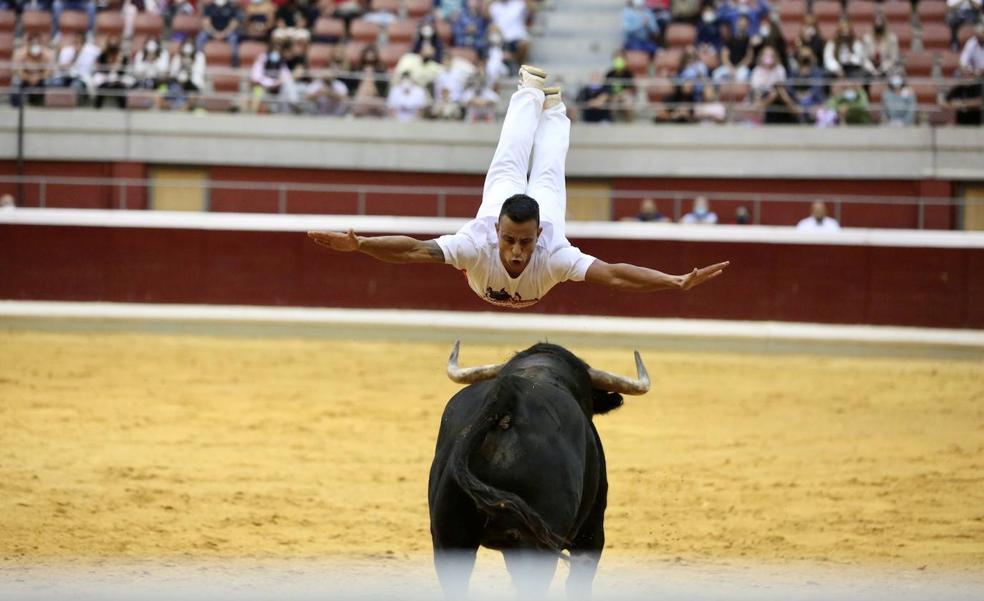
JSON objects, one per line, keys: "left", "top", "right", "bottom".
{"left": 592, "top": 390, "right": 624, "bottom": 415}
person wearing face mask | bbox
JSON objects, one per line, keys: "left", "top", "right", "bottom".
{"left": 55, "top": 32, "right": 99, "bottom": 99}
{"left": 249, "top": 40, "right": 299, "bottom": 113}
{"left": 393, "top": 42, "right": 445, "bottom": 89}
{"left": 782, "top": 49, "right": 826, "bottom": 123}
{"left": 861, "top": 14, "right": 898, "bottom": 79}
{"left": 748, "top": 13, "right": 788, "bottom": 73}
{"left": 605, "top": 53, "right": 637, "bottom": 122}
{"left": 133, "top": 37, "right": 171, "bottom": 90}
{"left": 824, "top": 17, "right": 865, "bottom": 79}
{"left": 794, "top": 15, "right": 825, "bottom": 68}
{"left": 881, "top": 70, "right": 915, "bottom": 126}
{"left": 622, "top": 0, "right": 659, "bottom": 55}
{"left": 718, "top": 0, "right": 771, "bottom": 37}
{"left": 412, "top": 19, "right": 445, "bottom": 62}
{"left": 827, "top": 78, "right": 871, "bottom": 125}
{"left": 452, "top": 0, "right": 489, "bottom": 56}
{"left": 695, "top": 6, "right": 722, "bottom": 52}
{"left": 680, "top": 196, "right": 718, "bottom": 225}
{"left": 198, "top": 0, "right": 242, "bottom": 67}
{"left": 304, "top": 67, "right": 350, "bottom": 116}
{"left": 386, "top": 72, "right": 430, "bottom": 122}
{"left": 167, "top": 41, "right": 206, "bottom": 111}
{"left": 243, "top": 0, "right": 276, "bottom": 41}
{"left": 750, "top": 45, "right": 788, "bottom": 122}
{"left": 92, "top": 36, "right": 133, "bottom": 109}
{"left": 947, "top": 0, "right": 982, "bottom": 52}
{"left": 488, "top": 0, "right": 531, "bottom": 66}
{"left": 13, "top": 34, "right": 53, "bottom": 107}
{"left": 958, "top": 22, "right": 984, "bottom": 76}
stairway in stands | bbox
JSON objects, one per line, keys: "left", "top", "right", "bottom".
{"left": 528, "top": 0, "right": 624, "bottom": 86}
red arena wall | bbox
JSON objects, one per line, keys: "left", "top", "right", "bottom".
{"left": 2, "top": 220, "right": 981, "bottom": 329}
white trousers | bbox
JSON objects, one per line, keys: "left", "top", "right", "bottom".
{"left": 477, "top": 87, "right": 571, "bottom": 247}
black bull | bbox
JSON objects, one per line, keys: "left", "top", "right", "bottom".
{"left": 428, "top": 342, "right": 650, "bottom": 598}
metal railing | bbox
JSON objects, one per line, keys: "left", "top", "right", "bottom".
{"left": 0, "top": 174, "right": 978, "bottom": 229}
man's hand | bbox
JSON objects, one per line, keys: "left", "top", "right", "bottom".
{"left": 307, "top": 229, "right": 361, "bottom": 252}
{"left": 678, "top": 261, "right": 730, "bottom": 291}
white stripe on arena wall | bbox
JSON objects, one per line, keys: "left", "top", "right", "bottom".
{"left": 1, "top": 301, "right": 982, "bottom": 350}
{"left": 2, "top": 208, "right": 984, "bottom": 249}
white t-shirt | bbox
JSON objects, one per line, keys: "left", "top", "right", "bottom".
{"left": 489, "top": 0, "right": 528, "bottom": 42}
{"left": 387, "top": 82, "right": 429, "bottom": 122}
{"left": 436, "top": 217, "right": 595, "bottom": 308}
{"left": 796, "top": 216, "right": 841, "bottom": 231}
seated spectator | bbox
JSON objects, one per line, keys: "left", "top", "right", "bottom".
{"left": 713, "top": 14, "right": 753, "bottom": 82}
{"left": 718, "top": 0, "right": 769, "bottom": 37}
{"left": 0, "top": 194, "right": 14, "bottom": 210}
{"left": 394, "top": 42, "right": 445, "bottom": 89}
{"left": 387, "top": 72, "right": 430, "bottom": 122}
{"left": 488, "top": 0, "right": 530, "bottom": 67}
{"left": 198, "top": 0, "right": 242, "bottom": 66}
{"left": 695, "top": 5, "right": 722, "bottom": 52}
{"left": 92, "top": 36, "right": 133, "bottom": 109}
{"left": 861, "top": 13, "right": 898, "bottom": 79}
{"left": 606, "top": 53, "right": 637, "bottom": 123}
{"left": 794, "top": 15, "right": 825, "bottom": 69}
{"left": 680, "top": 195, "right": 718, "bottom": 224}
{"left": 485, "top": 28, "right": 511, "bottom": 81}
{"left": 437, "top": 0, "right": 464, "bottom": 20}
{"left": 826, "top": 79, "right": 871, "bottom": 125}
{"left": 748, "top": 13, "right": 787, "bottom": 72}
{"left": 750, "top": 46, "right": 791, "bottom": 123}
{"left": 166, "top": 39, "right": 206, "bottom": 111}
{"left": 274, "top": 0, "right": 316, "bottom": 44}
{"left": 626, "top": 198, "right": 671, "bottom": 222}
{"left": 942, "top": 65, "right": 983, "bottom": 125}
{"left": 243, "top": 0, "right": 277, "bottom": 41}
{"left": 782, "top": 49, "right": 826, "bottom": 123}
{"left": 54, "top": 0, "right": 96, "bottom": 37}
{"left": 249, "top": 40, "right": 300, "bottom": 113}
{"left": 351, "top": 64, "right": 388, "bottom": 117}
{"left": 576, "top": 71, "right": 612, "bottom": 123}
{"left": 796, "top": 200, "right": 840, "bottom": 231}
{"left": 653, "top": 79, "right": 697, "bottom": 123}
{"left": 330, "top": 0, "right": 364, "bottom": 32}
{"left": 882, "top": 70, "right": 916, "bottom": 126}
{"left": 305, "top": 67, "right": 349, "bottom": 115}
{"left": 434, "top": 53, "right": 475, "bottom": 103}
{"left": 452, "top": 0, "right": 489, "bottom": 56}
{"left": 647, "top": 0, "right": 672, "bottom": 37}
{"left": 824, "top": 18, "right": 865, "bottom": 79}
{"left": 361, "top": 0, "right": 396, "bottom": 27}
{"left": 13, "top": 34, "right": 53, "bottom": 107}
{"left": 946, "top": 0, "right": 982, "bottom": 51}
{"left": 413, "top": 18, "right": 445, "bottom": 62}
{"left": 460, "top": 75, "right": 500, "bottom": 122}
{"left": 133, "top": 37, "right": 171, "bottom": 90}
{"left": 622, "top": 0, "right": 659, "bottom": 55}
{"left": 344, "top": 44, "right": 389, "bottom": 96}
{"left": 54, "top": 32, "right": 100, "bottom": 99}
{"left": 735, "top": 205, "right": 750, "bottom": 224}
{"left": 694, "top": 83, "right": 726, "bottom": 124}
{"left": 678, "top": 45, "right": 710, "bottom": 86}
{"left": 959, "top": 22, "right": 984, "bottom": 76}
{"left": 429, "top": 86, "right": 465, "bottom": 119}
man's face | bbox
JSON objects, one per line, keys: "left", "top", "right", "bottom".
{"left": 496, "top": 216, "right": 540, "bottom": 277}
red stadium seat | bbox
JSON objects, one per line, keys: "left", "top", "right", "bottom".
{"left": 210, "top": 72, "right": 241, "bottom": 92}
{"left": 902, "top": 50, "right": 933, "bottom": 77}
{"left": 204, "top": 40, "right": 233, "bottom": 66}
{"left": 812, "top": 0, "right": 842, "bottom": 23}
{"left": 653, "top": 47, "right": 682, "bottom": 74}
{"left": 201, "top": 95, "right": 236, "bottom": 112}
{"left": 0, "top": 9, "right": 14, "bottom": 33}
{"left": 883, "top": 1, "right": 911, "bottom": 23}
{"left": 780, "top": 22, "right": 800, "bottom": 49}
{"left": 894, "top": 22, "right": 913, "bottom": 49}
{"left": 350, "top": 19, "right": 380, "bottom": 44}
{"left": 448, "top": 46, "right": 478, "bottom": 64}
{"left": 868, "top": 81, "right": 886, "bottom": 103}
{"left": 624, "top": 50, "right": 650, "bottom": 77}
{"left": 21, "top": 10, "right": 53, "bottom": 36}
{"left": 307, "top": 42, "right": 336, "bottom": 68}
{"left": 387, "top": 19, "right": 418, "bottom": 44}
{"left": 134, "top": 12, "right": 163, "bottom": 38}
{"left": 778, "top": 0, "right": 806, "bottom": 23}
{"left": 406, "top": 0, "right": 433, "bottom": 19}
{"left": 847, "top": 1, "right": 877, "bottom": 23}
{"left": 435, "top": 19, "right": 451, "bottom": 44}
{"left": 665, "top": 23, "right": 696, "bottom": 48}
{"left": 43, "top": 87, "right": 77, "bottom": 108}
{"left": 370, "top": 0, "right": 399, "bottom": 13}
{"left": 910, "top": 81, "right": 939, "bottom": 105}
{"left": 718, "top": 80, "right": 749, "bottom": 103}
{"left": 94, "top": 10, "right": 124, "bottom": 38}
{"left": 939, "top": 50, "right": 960, "bottom": 75}
{"left": 920, "top": 23, "right": 950, "bottom": 51}
{"left": 313, "top": 17, "right": 345, "bottom": 42}
{"left": 642, "top": 77, "right": 673, "bottom": 102}
{"left": 238, "top": 40, "right": 266, "bottom": 67}
{"left": 380, "top": 42, "right": 411, "bottom": 69}
{"left": 916, "top": 1, "right": 947, "bottom": 22}
{"left": 171, "top": 13, "right": 201, "bottom": 39}
{"left": 818, "top": 21, "right": 837, "bottom": 40}
{"left": 0, "top": 32, "right": 12, "bottom": 59}
{"left": 344, "top": 41, "right": 367, "bottom": 67}
{"left": 58, "top": 10, "right": 88, "bottom": 35}
{"left": 0, "top": 65, "right": 10, "bottom": 87}
{"left": 126, "top": 89, "right": 157, "bottom": 110}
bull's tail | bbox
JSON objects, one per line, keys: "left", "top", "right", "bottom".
{"left": 448, "top": 374, "right": 568, "bottom": 554}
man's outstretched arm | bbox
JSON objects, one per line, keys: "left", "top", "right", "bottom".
{"left": 308, "top": 230, "right": 446, "bottom": 264}
{"left": 584, "top": 259, "right": 729, "bottom": 292}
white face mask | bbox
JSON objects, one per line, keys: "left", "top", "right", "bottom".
{"left": 889, "top": 75, "right": 903, "bottom": 89}
{"left": 214, "top": 0, "right": 228, "bottom": 6}
{"left": 632, "top": 0, "right": 644, "bottom": 8}
{"left": 758, "top": 24, "right": 770, "bottom": 37}
{"left": 182, "top": 44, "right": 194, "bottom": 56}
{"left": 420, "top": 25, "right": 434, "bottom": 38}
{"left": 30, "top": 44, "right": 42, "bottom": 56}
{"left": 702, "top": 10, "right": 714, "bottom": 23}
{"left": 146, "top": 41, "right": 158, "bottom": 53}
{"left": 843, "top": 89, "right": 858, "bottom": 101}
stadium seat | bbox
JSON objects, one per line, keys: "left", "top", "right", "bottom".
{"left": 345, "top": 40, "right": 367, "bottom": 67}
{"left": 0, "top": 65, "right": 10, "bottom": 87}
{"left": 957, "top": 23, "right": 975, "bottom": 46}
{"left": 653, "top": 47, "right": 682, "bottom": 74}
{"left": 21, "top": 10, "right": 53, "bottom": 36}
{"left": 902, "top": 50, "right": 933, "bottom": 77}
{"left": 381, "top": 42, "right": 410, "bottom": 69}
{"left": 0, "top": 32, "right": 12, "bottom": 59}
{"left": 313, "top": 17, "right": 345, "bottom": 42}
{"left": 201, "top": 95, "right": 236, "bottom": 112}
{"left": 350, "top": 19, "right": 380, "bottom": 44}
{"left": 448, "top": 46, "right": 478, "bottom": 64}
{"left": 665, "top": 23, "right": 695, "bottom": 48}
{"left": 406, "top": 0, "right": 433, "bottom": 19}
{"left": 699, "top": 45, "right": 719, "bottom": 70}
{"left": 204, "top": 40, "right": 233, "bottom": 66}
{"left": 624, "top": 50, "right": 650, "bottom": 77}
{"left": 926, "top": 105, "right": 953, "bottom": 126}
{"left": 210, "top": 72, "right": 241, "bottom": 92}
{"left": 778, "top": 0, "right": 806, "bottom": 23}
{"left": 171, "top": 13, "right": 201, "bottom": 39}
{"left": 126, "top": 89, "right": 157, "bottom": 110}
{"left": 916, "top": 1, "right": 947, "bottom": 22}
{"left": 387, "top": 19, "right": 417, "bottom": 44}
{"left": 238, "top": 40, "right": 266, "bottom": 67}
{"left": 58, "top": 10, "right": 88, "bottom": 35}
{"left": 307, "top": 42, "right": 335, "bottom": 68}
{"left": 370, "top": 0, "right": 400, "bottom": 13}
{"left": 868, "top": 81, "right": 886, "bottom": 103}
{"left": 0, "top": 9, "right": 14, "bottom": 33}
{"left": 894, "top": 22, "right": 913, "bottom": 49}
{"left": 780, "top": 22, "right": 800, "bottom": 48}
{"left": 847, "top": 1, "right": 877, "bottom": 23}
{"left": 94, "top": 11, "right": 124, "bottom": 39}
{"left": 920, "top": 23, "right": 950, "bottom": 51}
{"left": 643, "top": 77, "right": 673, "bottom": 102}
{"left": 718, "top": 80, "right": 749, "bottom": 103}
{"left": 812, "top": 0, "right": 842, "bottom": 23}
{"left": 133, "top": 12, "right": 164, "bottom": 39}
{"left": 43, "top": 88, "right": 77, "bottom": 108}
{"left": 435, "top": 19, "right": 451, "bottom": 44}
{"left": 910, "top": 81, "right": 939, "bottom": 105}
{"left": 818, "top": 21, "right": 837, "bottom": 40}
{"left": 883, "top": 1, "right": 911, "bottom": 23}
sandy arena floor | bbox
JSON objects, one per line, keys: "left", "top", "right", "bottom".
{"left": 1, "top": 330, "right": 982, "bottom": 593}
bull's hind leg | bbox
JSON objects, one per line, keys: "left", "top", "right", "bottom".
{"left": 502, "top": 548, "right": 558, "bottom": 600}
{"left": 433, "top": 546, "right": 478, "bottom": 600}
{"left": 431, "top": 480, "right": 482, "bottom": 599}
{"left": 566, "top": 479, "right": 607, "bottom": 599}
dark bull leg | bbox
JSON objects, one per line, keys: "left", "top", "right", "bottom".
{"left": 433, "top": 546, "right": 478, "bottom": 599}
{"left": 502, "top": 548, "right": 559, "bottom": 600}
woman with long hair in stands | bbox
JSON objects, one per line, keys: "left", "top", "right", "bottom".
{"left": 824, "top": 17, "right": 865, "bottom": 79}
{"left": 92, "top": 36, "right": 133, "bottom": 109}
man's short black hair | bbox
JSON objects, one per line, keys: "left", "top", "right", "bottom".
{"left": 499, "top": 194, "right": 540, "bottom": 226}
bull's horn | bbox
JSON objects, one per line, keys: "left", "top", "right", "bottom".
{"left": 588, "top": 351, "right": 650, "bottom": 395}
{"left": 446, "top": 340, "right": 504, "bottom": 384}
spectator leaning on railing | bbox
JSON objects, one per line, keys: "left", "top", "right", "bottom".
{"left": 694, "top": 84, "right": 726, "bottom": 124}
{"left": 825, "top": 78, "right": 871, "bottom": 126}
{"left": 166, "top": 39, "right": 206, "bottom": 110}
{"left": 606, "top": 53, "right": 637, "bottom": 123}
{"left": 459, "top": 74, "right": 500, "bottom": 122}
{"left": 959, "top": 23, "right": 984, "bottom": 76}
{"left": 750, "top": 46, "right": 790, "bottom": 124}
{"left": 304, "top": 66, "right": 349, "bottom": 116}
{"left": 133, "top": 36, "right": 171, "bottom": 91}
{"left": 942, "top": 64, "right": 984, "bottom": 125}
{"left": 249, "top": 39, "right": 300, "bottom": 113}
{"left": 882, "top": 70, "right": 916, "bottom": 126}
{"left": 681, "top": 196, "right": 718, "bottom": 224}
{"left": 93, "top": 36, "right": 134, "bottom": 109}
{"left": 387, "top": 71, "right": 430, "bottom": 122}
{"left": 783, "top": 48, "right": 827, "bottom": 124}
{"left": 13, "top": 34, "right": 53, "bottom": 107}
{"left": 796, "top": 200, "right": 840, "bottom": 231}
{"left": 576, "top": 71, "right": 613, "bottom": 123}
{"left": 654, "top": 79, "right": 697, "bottom": 123}
{"left": 54, "top": 32, "right": 100, "bottom": 100}
{"left": 861, "top": 13, "right": 899, "bottom": 80}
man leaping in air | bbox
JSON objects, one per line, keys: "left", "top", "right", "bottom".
{"left": 308, "top": 66, "right": 729, "bottom": 309}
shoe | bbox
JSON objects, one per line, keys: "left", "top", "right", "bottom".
{"left": 543, "top": 87, "right": 562, "bottom": 110}
{"left": 518, "top": 65, "right": 547, "bottom": 91}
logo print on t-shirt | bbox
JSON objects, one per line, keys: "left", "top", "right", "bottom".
{"left": 484, "top": 287, "right": 540, "bottom": 308}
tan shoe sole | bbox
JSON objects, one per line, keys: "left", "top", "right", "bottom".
{"left": 543, "top": 86, "right": 562, "bottom": 109}
{"left": 521, "top": 65, "right": 547, "bottom": 79}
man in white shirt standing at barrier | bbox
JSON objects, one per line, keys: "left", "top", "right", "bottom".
{"left": 796, "top": 200, "right": 841, "bottom": 232}
{"left": 309, "top": 66, "right": 729, "bottom": 309}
